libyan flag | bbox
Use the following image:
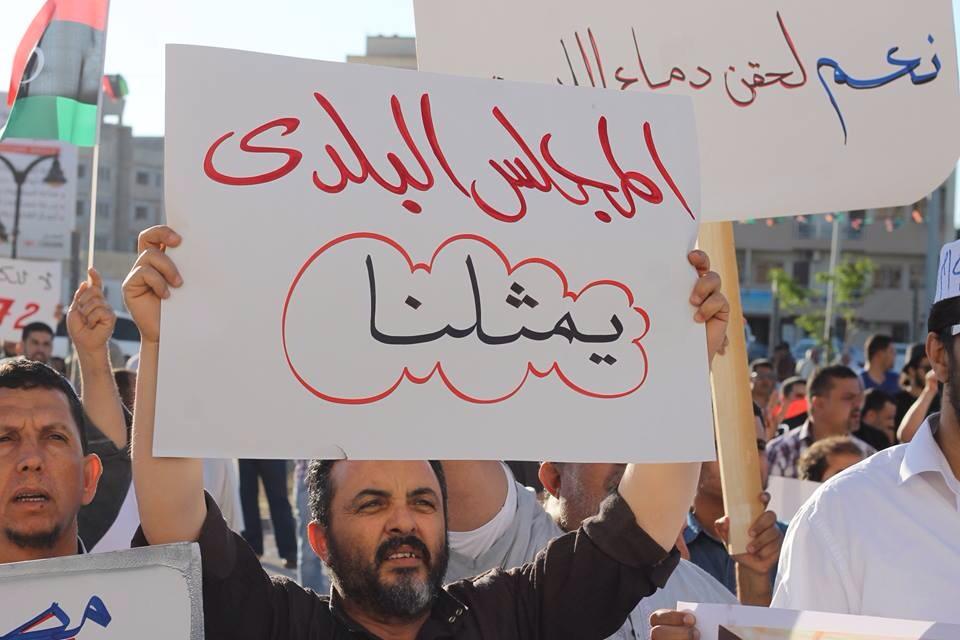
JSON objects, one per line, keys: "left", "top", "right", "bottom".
{"left": 2, "top": 0, "right": 110, "bottom": 147}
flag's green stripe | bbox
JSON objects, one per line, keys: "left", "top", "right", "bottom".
{"left": 2, "top": 95, "right": 97, "bottom": 146}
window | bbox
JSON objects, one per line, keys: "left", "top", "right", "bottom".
{"left": 909, "top": 263, "right": 924, "bottom": 288}
{"left": 874, "top": 264, "right": 903, "bottom": 290}
{"left": 99, "top": 167, "right": 111, "bottom": 182}
{"left": 792, "top": 260, "right": 811, "bottom": 287}
{"left": 134, "top": 205, "right": 149, "bottom": 220}
{"left": 155, "top": 173, "right": 163, "bottom": 188}
{"left": 78, "top": 164, "right": 87, "bottom": 179}
{"left": 736, "top": 250, "right": 746, "bottom": 284}
{"left": 94, "top": 236, "right": 109, "bottom": 250}
{"left": 96, "top": 202, "right": 110, "bottom": 218}
{"left": 76, "top": 200, "right": 85, "bottom": 217}
{"left": 136, "top": 171, "right": 150, "bottom": 185}
{"left": 752, "top": 260, "right": 784, "bottom": 285}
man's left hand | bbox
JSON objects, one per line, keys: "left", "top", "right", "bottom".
{"left": 688, "top": 250, "right": 730, "bottom": 363}
{"left": 67, "top": 267, "right": 117, "bottom": 354}
{"left": 715, "top": 492, "right": 783, "bottom": 574}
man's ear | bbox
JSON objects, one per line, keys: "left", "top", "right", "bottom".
{"left": 81, "top": 454, "right": 103, "bottom": 506}
{"left": 308, "top": 521, "right": 330, "bottom": 564}
{"left": 538, "top": 462, "right": 562, "bottom": 499}
{"left": 927, "top": 331, "right": 949, "bottom": 384}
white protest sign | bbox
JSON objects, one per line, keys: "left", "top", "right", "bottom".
{"left": 0, "top": 543, "right": 203, "bottom": 639}
{"left": 157, "top": 44, "right": 714, "bottom": 461}
{"left": 765, "top": 475, "right": 820, "bottom": 523}
{"left": 414, "top": 0, "right": 960, "bottom": 221}
{"left": 0, "top": 257, "right": 61, "bottom": 343}
{"left": 679, "top": 603, "right": 960, "bottom": 640}
{"left": 0, "top": 141, "right": 78, "bottom": 260}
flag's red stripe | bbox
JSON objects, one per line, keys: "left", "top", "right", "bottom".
{"left": 6, "top": 0, "right": 55, "bottom": 107}
{"left": 53, "top": 0, "right": 109, "bottom": 31}
{"left": 102, "top": 75, "right": 116, "bottom": 100}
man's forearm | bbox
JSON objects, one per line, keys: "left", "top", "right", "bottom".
{"left": 132, "top": 341, "right": 206, "bottom": 544}
{"left": 618, "top": 462, "right": 700, "bottom": 551}
{"left": 77, "top": 346, "right": 128, "bottom": 449}
{"left": 897, "top": 390, "right": 935, "bottom": 443}
{"left": 736, "top": 565, "right": 773, "bottom": 606}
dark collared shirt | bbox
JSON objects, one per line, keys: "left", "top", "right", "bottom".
{"left": 135, "top": 492, "right": 678, "bottom": 639}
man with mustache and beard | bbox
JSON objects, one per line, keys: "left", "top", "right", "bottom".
{"left": 769, "top": 239, "right": 960, "bottom": 623}
{"left": 122, "top": 225, "right": 730, "bottom": 639}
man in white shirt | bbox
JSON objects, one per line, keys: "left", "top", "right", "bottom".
{"left": 773, "top": 241, "right": 960, "bottom": 622}
{"left": 442, "top": 460, "right": 782, "bottom": 639}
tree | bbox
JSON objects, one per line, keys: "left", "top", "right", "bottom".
{"left": 769, "top": 257, "right": 875, "bottom": 358}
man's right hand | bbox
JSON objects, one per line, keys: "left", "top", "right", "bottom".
{"left": 122, "top": 225, "right": 182, "bottom": 344}
{"left": 649, "top": 610, "right": 699, "bottom": 639}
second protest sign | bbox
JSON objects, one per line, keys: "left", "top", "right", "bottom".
{"left": 158, "top": 45, "right": 712, "bottom": 461}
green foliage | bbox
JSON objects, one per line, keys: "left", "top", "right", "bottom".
{"left": 770, "top": 257, "right": 875, "bottom": 356}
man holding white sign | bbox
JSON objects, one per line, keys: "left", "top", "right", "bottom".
{"left": 122, "top": 224, "right": 729, "bottom": 639}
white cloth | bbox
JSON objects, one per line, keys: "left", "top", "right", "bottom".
{"left": 448, "top": 463, "right": 517, "bottom": 560}
{"left": 446, "top": 477, "right": 736, "bottom": 639}
{"left": 203, "top": 459, "right": 245, "bottom": 532}
{"left": 90, "top": 482, "right": 139, "bottom": 553}
{"left": 773, "top": 414, "right": 960, "bottom": 622}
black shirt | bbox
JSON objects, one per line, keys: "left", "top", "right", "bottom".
{"left": 853, "top": 422, "right": 893, "bottom": 451}
{"left": 135, "top": 492, "right": 679, "bottom": 639}
{"left": 894, "top": 389, "right": 940, "bottom": 430}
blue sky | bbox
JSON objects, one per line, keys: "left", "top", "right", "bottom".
{"left": 0, "top": 0, "right": 416, "bottom": 136}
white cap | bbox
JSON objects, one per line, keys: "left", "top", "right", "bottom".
{"left": 935, "top": 239, "right": 960, "bottom": 303}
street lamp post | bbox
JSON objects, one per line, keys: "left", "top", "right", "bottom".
{"left": 0, "top": 152, "right": 67, "bottom": 259}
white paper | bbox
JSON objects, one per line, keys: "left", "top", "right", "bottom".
{"left": 765, "top": 475, "right": 820, "bottom": 522}
{"left": 414, "top": 0, "right": 960, "bottom": 222}
{"left": 0, "top": 544, "right": 202, "bottom": 639}
{"left": 0, "top": 141, "right": 78, "bottom": 260}
{"left": 0, "top": 256, "right": 62, "bottom": 343}
{"left": 934, "top": 239, "right": 960, "bottom": 303}
{"left": 680, "top": 603, "right": 960, "bottom": 640}
{"left": 157, "top": 45, "right": 715, "bottom": 462}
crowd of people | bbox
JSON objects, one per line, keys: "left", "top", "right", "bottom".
{"left": 0, "top": 224, "right": 957, "bottom": 639}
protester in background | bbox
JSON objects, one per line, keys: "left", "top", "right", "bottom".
{"left": 771, "top": 343, "right": 796, "bottom": 383}
{"left": 750, "top": 359, "right": 777, "bottom": 413}
{"left": 796, "top": 436, "right": 865, "bottom": 483}
{"left": 771, "top": 376, "right": 808, "bottom": 436}
{"left": 795, "top": 346, "right": 821, "bottom": 380}
{"left": 773, "top": 253, "right": 960, "bottom": 621}
{"left": 896, "top": 343, "right": 941, "bottom": 443}
{"left": 853, "top": 389, "right": 896, "bottom": 450}
{"left": 203, "top": 459, "right": 244, "bottom": 533}
{"left": 860, "top": 334, "right": 900, "bottom": 395}
{"left": 293, "top": 459, "right": 331, "bottom": 593}
{"left": 48, "top": 356, "right": 68, "bottom": 376}
{"left": 684, "top": 403, "right": 783, "bottom": 603}
{"left": 239, "top": 458, "right": 298, "bottom": 568}
{"left": 123, "top": 225, "right": 730, "bottom": 639}
{"left": 113, "top": 369, "right": 136, "bottom": 411}
{"left": 18, "top": 322, "right": 55, "bottom": 365}
{"left": 766, "top": 366, "right": 875, "bottom": 479}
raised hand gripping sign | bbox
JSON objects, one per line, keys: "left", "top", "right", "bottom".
{"left": 158, "top": 45, "right": 712, "bottom": 462}
{"left": 0, "top": 257, "right": 61, "bottom": 344}
{"left": 414, "top": 0, "right": 960, "bottom": 221}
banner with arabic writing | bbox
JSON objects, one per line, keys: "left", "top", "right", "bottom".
{"left": 0, "top": 543, "right": 203, "bottom": 639}
{"left": 156, "top": 45, "right": 714, "bottom": 461}
{"left": 414, "top": 0, "right": 960, "bottom": 222}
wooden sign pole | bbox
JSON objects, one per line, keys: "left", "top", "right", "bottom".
{"left": 698, "top": 221, "right": 763, "bottom": 555}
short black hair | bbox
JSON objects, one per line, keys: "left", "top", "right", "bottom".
{"left": 861, "top": 388, "right": 894, "bottom": 416}
{"left": 307, "top": 460, "right": 448, "bottom": 528}
{"left": 0, "top": 358, "right": 88, "bottom": 454}
{"left": 750, "top": 358, "right": 773, "bottom": 372}
{"left": 798, "top": 436, "right": 864, "bottom": 482}
{"left": 808, "top": 365, "right": 859, "bottom": 399}
{"left": 21, "top": 321, "right": 54, "bottom": 343}
{"left": 781, "top": 376, "right": 806, "bottom": 397}
{"left": 865, "top": 334, "right": 894, "bottom": 361}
